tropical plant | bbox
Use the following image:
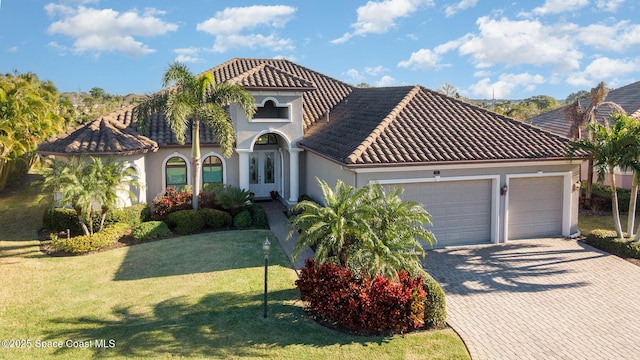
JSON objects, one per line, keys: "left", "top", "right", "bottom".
{"left": 566, "top": 114, "right": 640, "bottom": 238}
{"left": 289, "top": 179, "right": 373, "bottom": 267}
{"left": 0, "top": 72, "right": 67, "bottom": 191}
{"left": 289, "top": 179, "right": 433, "bottom": 279}
{"left": 39, "top": 156, "right": 140, "bottom": 235}
{"left": 352, "top": 183, "right": 434, "bottom": 278}
{"left": 134, "top": 61, "right": 256, "bottom": 209}
{"left": 564, "top": 81, "right": 625, "bottom": 208}
{"left": 216, "top": 185, "right": 253, "bottom": 215}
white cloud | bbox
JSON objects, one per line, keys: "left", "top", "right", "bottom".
{"left": 531, "top": 0, "right": 589, "bottom": 15}
{"left": 458, "top": 17, "right": 582, "bottom": 72}
{"left": 331, "top": 0, "right": 433, "bottom": 44}
{"left": 576, "top": 21, "right": 640, "bottom": 52}
{"left": 567, "top": 57, "right": 640, "bottom": 86}
{"left": 197, "top": 5, "right": 295, "bottom": 53}
{"left": 8, "top": 46, "right": 17, "bottom": 53}
{"left": 346, "top": 69, "right": 365, "bottom": 82}
{"left": 365, "top": 65, "right": 388, "bottom": 76}
{"left": 173, "top": 47, "right": 203, "bottom": 63}
{"left": 469, "top": 73, "right": 545, "bottom": 98}
{"left": 398, "top": 48, "right": 443, "bottom": 69}
{"left": 596, "top": 0, "right": 625, "bottom": 12}
{"left": 45, "top": 4, "right": 177, "bottom": 57}
{"left": 376, "top": 75, "right": 396, "bottom": 87}
{"left": 445, "top": 0, "right": 478, "bottom": 17}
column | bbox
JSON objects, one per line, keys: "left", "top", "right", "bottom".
{"left": 288, "top": 148, "right": 303, "bottom": 204}
{"left": 237, "top": 149, "right": 251, "bottom": 191}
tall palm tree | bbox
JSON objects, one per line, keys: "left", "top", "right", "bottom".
{"left": 567, "top": 116, "right": 639, "bottom": 238}
{"left": 564, "top": 81, "right": 625, "bottom": 208}
{"left": 135, "top": 62, "right": 256, "bottom": 209}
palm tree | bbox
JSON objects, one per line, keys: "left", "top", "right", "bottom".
{"left": 289, "top": 179, "right": 373, "bottom": 266}
{"left": 567, "top": 116, "right": 640, "bottom": 238}
{"left": 350, "top": 183, "right": 434, "bottom": 278}
{"left": 40, "top": 156, "right": 141, "bottom": 235}
{"left": 564, "top": 81, "right": 625, "bottom": 208}
{"left": 289, "top": 179, "right": 435, "bottom": 279}
{"left": 135, "top": 61, "right": 256, "bottom": 209}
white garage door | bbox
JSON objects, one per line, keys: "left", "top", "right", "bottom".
{"left": 508, "top": 176, "right": 563, "bottom": 240}
{"left": 398, "top": 180, "right": 492, "bottom": 247}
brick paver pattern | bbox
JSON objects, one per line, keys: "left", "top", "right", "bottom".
{"left": 423, "top": 238, "right": 640, "bottom": 360}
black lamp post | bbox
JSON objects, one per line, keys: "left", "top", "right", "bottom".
{"left": 262, "top": 238, "right": 270, "bottom": 318}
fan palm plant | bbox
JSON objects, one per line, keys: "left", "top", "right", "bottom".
{"left": 135, "top": 61, "right": 256, "bottom": 209}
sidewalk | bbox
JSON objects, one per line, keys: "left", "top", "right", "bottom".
{"left": 261, "top": 200, "right": 314, "bottom": 272}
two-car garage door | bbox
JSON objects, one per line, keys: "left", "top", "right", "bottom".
{"left": 391, "top": 175, "right": 566, "bottom": 247}
{"left": 399, "top": 180, "right": 493, "bottom": 247}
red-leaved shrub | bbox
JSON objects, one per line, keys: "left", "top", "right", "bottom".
{"left": 152, "top": 188, "right": 193, "bottom": 220}
{"left": 296, "top": 258, "right": 426, "bottom": 334}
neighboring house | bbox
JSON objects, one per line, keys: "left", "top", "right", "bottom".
{"left": 38, "top": 58, "right": 584, "bottom": 247}
{"left": 526, "top": 81, "right": 640, "bottom": 189}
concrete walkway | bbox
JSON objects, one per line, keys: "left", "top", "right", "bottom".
{"left": 423, "top": 238, "right": 640, "bottom": 360}
{"left": 262, "top": 200, "right": 314, "bottom": 271}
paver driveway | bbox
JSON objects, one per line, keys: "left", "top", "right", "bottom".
{"left": 423, "top": 238, "right": 640, "bottom": 360}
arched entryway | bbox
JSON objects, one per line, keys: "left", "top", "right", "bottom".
{"left": 237, "top": 130, "right": 302, "bottom": 204}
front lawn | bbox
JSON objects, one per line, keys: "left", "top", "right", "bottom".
{"left": 0, "top": 230, "right": 469, "bottom": 359}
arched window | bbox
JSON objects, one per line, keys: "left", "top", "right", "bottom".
{"left": 202, "top": 155, "right": 223, "bottom": 184}
{"left": 165, "top": 156, "right": 187, "bottom": 191}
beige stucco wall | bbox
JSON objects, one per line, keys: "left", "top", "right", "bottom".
{"left": 302, "top": 154, "right": 582, "bottom": 243}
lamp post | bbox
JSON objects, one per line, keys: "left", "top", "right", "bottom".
{"left": 262, "top": 238, "right": 270, "bottom": 318}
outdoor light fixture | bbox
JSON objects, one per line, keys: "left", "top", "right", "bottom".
{"left": 501, "top": 185, "right": 508, "bottom": 196}
{"left": 263, "top": 238, "right": 271, "bottom": 318}
{"left": 573, "top": 181, "right": 581, "bottom": 192}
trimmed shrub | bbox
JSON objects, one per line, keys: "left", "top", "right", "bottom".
{"left": 198, "top": 208, "right": 232, "bottom": 229}
{"left": 296, "top": 258, "right": 428, "bottom": 335}
{"left": 422, "top": 272, "right": 447, "bottom": 329}
{"left": 165, "top": 209, "right": 206, "bottom": 235}
{"left": 152, "top": 188, "right": 193, "bottom": 220}
{"left": 199, "top": 182, "right": 226, "bottom": 209}
{"left": 50, "top": 222, "right": 130, "bottom": 254}
{"left": 131, "top": 221, "right": 172, "bottom": 243}
{"left": 233, "top": 209, "right": 253, "bottom": 229}
{"left": 247, "top": 204, "right": 269, "bottom": 229}
{"left": 43, "top": 207, "right": 83, "bottom": 234}
{"left": 585, "top": 229, "right": 640, "bottom": 259}
{"left": 106, "top": 204, "right": 151, "bottom": 227}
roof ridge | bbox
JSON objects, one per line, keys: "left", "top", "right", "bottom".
{"left": 227, "top": 63, "right": 268, "bottom": 84}
{"left": 345, "top": 85, "right": 421, "bottom": 164}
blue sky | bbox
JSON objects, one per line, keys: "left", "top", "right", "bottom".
{"left": 1, "top": 0, "right": 639, "bottom": 99}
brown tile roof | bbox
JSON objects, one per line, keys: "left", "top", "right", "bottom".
{"left": 38, "top": 105, "right": 158, "bottom": 155}
{"left": 526, "top": 81, "right": 640, "bottom": 137}
{"left": 39, "top": 58, "right": 353, "bottom": 155}
{"left": 299, "top": 86, "right": 579, "bottom": 166}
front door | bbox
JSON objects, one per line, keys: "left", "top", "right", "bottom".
{"left": 249, "top": 151, "right": 279, "bottom": 198}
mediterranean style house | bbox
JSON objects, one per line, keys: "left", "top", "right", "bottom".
{"left": 38, "top": 58, "right": 585, "bottom": 247}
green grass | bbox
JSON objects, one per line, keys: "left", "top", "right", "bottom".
{"left": 579, "top": 213, "right": 632, "bottom": 236}
{"left": 0, "top": 175, "right": 469, "bottom": 360}
{"left": 0, "top": 173, "right": 50, "bottom": 240}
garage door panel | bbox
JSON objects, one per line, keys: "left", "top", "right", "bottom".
{"left": 509, "top": 176, "right": 563, "bottom": 240}
{"left": 396, "top": 180, "right": 492, "bottom": 247}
